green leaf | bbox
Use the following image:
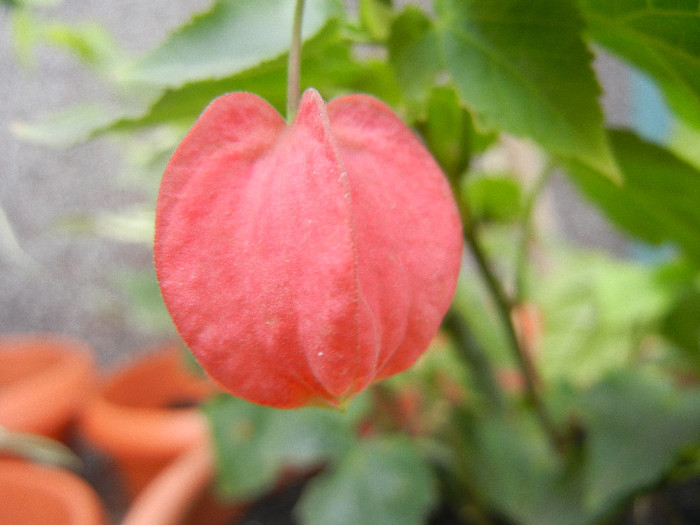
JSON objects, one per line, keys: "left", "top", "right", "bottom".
{"left": 534, "top": 248, "right": 673, "bottom": 384}
{"left": 44, "top": 22, "right": 127, "bottom": 71}
{"left": 435, "top": 0, "right": 619, "bottom": 180}
{"left": 58, "top": 209, "right": 155, "bottom": 243}
{"left": 118, "top": 21, "right": 365, "bottom": 127}
{"left": 580, "top": 0, "right": 700, "bottom": 129}
{"left": 123, "top": 0, "right": 344, "bottom": 87}
{"left": 0, "top": 203, "right": 36, "bottom": 268}
{"left": 297, "top": 436, "right": 437, "bottom": 525}
{"left": 661, "top": 289, "right": 700, "bottom": 371}
{"left": 417, "top": 85, "right": 473, "bottom": 181}
{"left": 578, "top": 371, "right": 700, "bottom": 511}
{"left": 11, "top": 103, "right": 136, "bottom": 148}
{"left": 463, "top": 174, "right": 522, "bottom": 223}
{"left": 388, "top": 7, "right": 443, "bottom": 104}
{"left": 10, "top": 7, "right": 127, "bottom": 71}
{"left": 453, "top": 373, "right": 700, "bottom": 525}
{"left": 670, "top": 119, "right": 700, "bottom": 170}
{"left": 360, "top": 0, "right": 394, "bottom": 41}
{"left": 203, "top": 394, "right": 361, "bottom": 499}
{"left": 15, "top": 21, "right": 359, "bottom": 147}
{"left": 10, "top": 8, "right": 43, "bottom": 66}
{"left": 3, "top": 0, "right": 59, "bottom": 6}
{"left": 452, "top": 410, "right": 591, "bottom": 525}
{"left": 3, "top": 0, "right": 57, "bottom": 8}
{"left": 567, "top": 130, "right": 700, "bottom": 265}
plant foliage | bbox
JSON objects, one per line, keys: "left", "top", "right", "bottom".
{"left": 10, "top": 0, "right": 700, "bottom": 523}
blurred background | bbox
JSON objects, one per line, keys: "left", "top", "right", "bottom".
{"left": 0, "top": 0, "right": 647, "bottom": 366}
{"left": 1, "top": 0, "right": 210, "bottom": 363}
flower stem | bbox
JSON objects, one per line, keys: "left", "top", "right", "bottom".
{"left": 464, "top": 226, "right": 566, "bottom": 452}
{"left": 452, "top": 181, "right": 566, "bottom": 452}
{"left": 286, "top": 0, "right": 305, "bottom": 121}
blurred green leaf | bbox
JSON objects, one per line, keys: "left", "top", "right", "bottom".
{"left": 580, "top": 0, "right": 700, "bottom": 129}
{"left": 670, "top": 119, "right": 700, "bottom": 170}
{"left": 435, "top": 0, "right": 619, "bottom": 181}
{"left": 58, "top": 209, "right": 155, "bottom": 243}
{"left": 662, "top": 289, "right": 700, "bottom": 372}
{"left": 10, "top": 8, "right": 127, "bottom": 71}
{"left": 578, "top": 371, "right": 700, "bottom": 511}
{"left": 452, "top": 371, "right": 700, "bottom": 525}
{"left": 14, "top": 20, "right": 365, "bottom": 147}
{"left": 453, "top": 410, "right": 591, "bottom": 525}
{"left": 534, "top": 249, "right": 673, "bottom": 384}
{"left": 359, "top": 0, "right": 393, "bottom": 41}
{"left": 204, "top": 394, "right": 362, "bottom": 499}
{"left": 297, "top": 436, "right": 437, "bottom": 525}
{"left": 417, "top": 85, "right": 473, "bottom": 181}
{"left": 463, "top": 174, "right": 522, "bottom": 223}
{"left": 10, "top": 8, "right": 42, "bottom": 65}
{"left": 11, "top": 103, "right": 137, "bottom": 148}
{"left": 123, "top": 0, "right": 344, "bottom": 88}
{"left": 43, "top": 21, "right": 126, "bottom": 71}
{"left": 113, "top": 21, "right": 365, "bottom": 130}
{"left": 568, "top": 130, "right": 700, "bottom": 265}
{"left": 3, "top": 0, "right": 59, "bottom": 6}
{"left": 0, "top": 202, "right": 36, "bottom": 269}
{"left": 3, "top": 0, "right": 59, "bottom": 8}
{"left": 387, "top": 7, "right": 443, "bottom": 104}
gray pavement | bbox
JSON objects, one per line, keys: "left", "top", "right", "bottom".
{"left": 0, "top": 0, "right": 209, "bottom": 364}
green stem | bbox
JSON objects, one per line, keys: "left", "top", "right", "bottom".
{"left": 286, "top": 0, "right": 305, "bottom": 120}
{"left": 452, "top": 181, "right": 565, "bottom": 452}
{"left": 464, "top": 226, "right": 565, "bottom": 452}
{"left": 514, "top": 164, "right": 554, "bottom": 303}
{"left": 0, "top": 425, "right": 81, "bottom": 470}
{"left": 442, "top": 309, "right": 504, "bottom": 412}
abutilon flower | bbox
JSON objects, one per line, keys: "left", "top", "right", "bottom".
{"left": 154, "top": 88, "right": 463, "bottom": 409}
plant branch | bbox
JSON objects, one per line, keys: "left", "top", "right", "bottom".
{"left": 286, "top": 0, "right": 305, "bottom": 120}
{"left": 450, "top": 171, "right": 565, "bottom": 450}
{"left": 0, "top": 425, "right": 82, "bottom": 470}
{"left": 442, "top": 308, "right": 505, "bottom": 412}
{"left": 464, "top": 225, "right": 566, "bottom": 452}
{"left": 514, "top": 164, "right": 554, "bottom": 303}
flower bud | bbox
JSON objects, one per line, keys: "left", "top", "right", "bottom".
{"left": 155, "top": 88, "right": 462, "bottom": 408}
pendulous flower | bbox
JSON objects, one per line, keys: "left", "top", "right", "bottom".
{"left": 155, "top": 88, "right": 463, "bottom": 408}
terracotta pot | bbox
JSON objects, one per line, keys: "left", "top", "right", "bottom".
{"left": 0, "top": 334, "right": 96, "bottom": 441}
{"left": 0, "top": 458, "right": 105, "bottom": 525}
{"left": 79, "top": 344, "right": 214, "bottom": 498}
{"left": 122, "top": 442, "right": 247, "bottom": 525}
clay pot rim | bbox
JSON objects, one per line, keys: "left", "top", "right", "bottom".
{"left": 0, "top": 458, "right": 105, "bottom": 525}
{"left": 0, "top": 332, "right": 94, "bottom": 354}
{"left": 97, "top": 343, "right": 209, "bottom": 403}
{"left": 79, "top": 344, "right": 212, "bottom": 458}
{"left": 80, "top": 395, "right": 208, "bottom": 457}
{"left": 0, "top": 333, "right": 96, "bottom": 439}
{"left": 0, "top": 333, "right": 95, "bottom": 377}
{"left": 121, "top": 442, "right": 214, "bottom": 525}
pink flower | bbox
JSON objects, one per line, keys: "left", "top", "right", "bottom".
{"left": 155, "top": 88, "right": 463, "bottom": 408}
